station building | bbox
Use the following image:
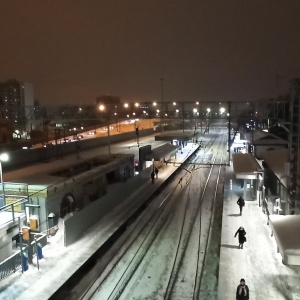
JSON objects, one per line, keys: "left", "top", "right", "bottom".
{"left": 0, "top": 154, "right": 134, "bottom": 261}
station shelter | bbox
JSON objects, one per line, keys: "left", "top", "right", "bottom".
{"left": 232, "top": 152, "right": 264, "bottom": 202}
{"left": 262, "top": 148, "right": 300, "bottom": 265}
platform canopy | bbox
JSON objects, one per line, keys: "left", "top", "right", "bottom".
{"left": 270, "top": 215, "right": 300, "bottom": 266}
{"left": 232, "top": 153, "right": 263, "bottom": 179}
{"left": 154, "top": 130, "right": 197, "bottom": 142}
{"left": 145, "top": 143, "right": 178, "bottom": 161}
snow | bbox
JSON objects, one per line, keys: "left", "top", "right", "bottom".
{"left": 1, "top": 132, "right": 300, "bottom": 300}
{"left": 270, "top": 215, "right": 300, "bottom": 264}
{"left": 218, "top": 165, "right": 300, "bottom": 300}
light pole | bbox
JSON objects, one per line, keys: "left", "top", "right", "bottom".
{"left": 99, "top": 104, "right": 111, "bottom": 156}
{"left": 0, "top": 153, "right": 9, "bottom": 207}
{"left": 161, "top": 78, "right": 164, "bottom": 134}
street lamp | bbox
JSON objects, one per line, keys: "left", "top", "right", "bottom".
{"left": 0, "top": 153, "right": 9, "bottom": 207}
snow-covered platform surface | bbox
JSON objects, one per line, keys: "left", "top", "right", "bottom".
{"left": 270, "top": 215, "right": 300, "bottom": 266}
{"left": 218, "top": 165, "right": 300, "bottom": 300}
{"left": 1, "top": 139, "right": 300, "bottom": 300}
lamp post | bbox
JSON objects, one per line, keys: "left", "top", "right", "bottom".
{"left": 161, "top": 78, "right": 164, "bottom": 134}
{"left": 0, "top": 153, "right": 9, "bottom": 207}
{"left": 99, "top": 104, "right": 111, "bottom": 156}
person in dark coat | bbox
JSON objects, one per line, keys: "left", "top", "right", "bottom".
{"left": 237, "top": 196, "right": 245, "bottom": 216}
{"left": 151, "top": 171, "right": 155, "bottom": 184}
{"left": 236, "top": 278, "right": 249, "bottom": 300}
{"left": 234, "top": 226, "right": 246, "bottom": 249}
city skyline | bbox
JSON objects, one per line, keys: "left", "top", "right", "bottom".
{"left": 1, "top": 1, "right": 300, "bottom": 105}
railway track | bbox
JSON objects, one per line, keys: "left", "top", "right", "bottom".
{"left": 84, "top": 132, "right": 227, "bottom": 300}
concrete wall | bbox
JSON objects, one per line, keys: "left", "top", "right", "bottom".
{"left": 2, "top": 129, "right": 154, "bottom": 171}
{"left": 64, "top": 167, "right": 152, "bottom": 246}
{"left": 42, "top": 156, "right": 135, "bottom": 232}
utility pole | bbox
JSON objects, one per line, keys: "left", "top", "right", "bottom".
{"left": 228, "top": 101, "right": 231, "bottom": 166}
{"left": 161, "top": 78, "right": 164, "bottom": 134}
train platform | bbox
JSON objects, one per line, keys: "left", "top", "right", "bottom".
{"left": 218, "top": 164, "right": 300, "bottom": 300}
{"left": 2, "top": 134, "right": 300, "bottom": 299}
{"left": 0, "top": 140, "right": 201, "bottom": 300}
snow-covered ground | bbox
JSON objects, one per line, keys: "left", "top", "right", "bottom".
{"left": 1, "top": 130, "right": 300, "bottom": 300}
{"left": 218, "top": 167, "right": 300, "bottom": 300}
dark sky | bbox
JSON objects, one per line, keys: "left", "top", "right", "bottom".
{"left": 1, "top": 1, "right": 300, "bottom": 105}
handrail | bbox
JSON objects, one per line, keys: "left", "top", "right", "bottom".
{"left": 0, "top": 197, "right": 29, "bottom": 212}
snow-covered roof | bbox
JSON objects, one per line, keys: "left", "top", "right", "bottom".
{"left": 8, "top": 154, "right": 134, "bottom": 193}
{"left": 145, "top": 143, "right": 178, "bottom": 161}
{"left": 232, "top": 153, "right": 263, "bottom": 179}
{"left": 270, "top": 215, "right": 300, "bottom": 265}
{"left": 245, "top": 130, "right": 287, "bottom": 145}
{"left": 154, "top": 130, "right": 197, "bottom": 141}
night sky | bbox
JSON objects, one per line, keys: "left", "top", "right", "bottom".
{"left": 1, "top": 1, "right": 300, "bottom": 105}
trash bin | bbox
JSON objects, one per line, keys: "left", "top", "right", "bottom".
{"left": 37, "top": 243, "right": 43, "bottom": 260}
{"left": 22, "top": 252, "right": 29, "bottom": 271}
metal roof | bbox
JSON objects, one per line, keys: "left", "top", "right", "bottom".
{"left": 145, "top": 143, "right": 178, "bottom": 161}
{"left": 232, "top": 153, "right": 263, "bottom": 179}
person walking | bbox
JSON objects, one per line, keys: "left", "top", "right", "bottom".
{"left": 234, "top": 226, "right": 246, "bottom": 249}
{"left": 236, "top": 278, "right": 249, "bottom": 300}
{"left": 151, "top": 171, "right": 155, "bottom": 184}
{"left": 154, "top": 167, "right": 159, "bottom": 178}
{"left": 237, "top": 196, "right": 245, "bottom": 216}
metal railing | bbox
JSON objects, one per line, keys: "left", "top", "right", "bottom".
{"left": 0, "top": 196, "right": 28, "bottom": 226}
{"left": 0, "top": 249, "right": 23, "bottom": 280}
{"left": 0, "top": 233, "right": 47, "bottom": 281}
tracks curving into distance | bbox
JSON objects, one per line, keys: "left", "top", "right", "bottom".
{"left": 83, "top": 132, "right": 227, "bottom": 300}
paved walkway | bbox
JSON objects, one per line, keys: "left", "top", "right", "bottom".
{"left": 218, "top": 164, "right": 300, "bottom": 300}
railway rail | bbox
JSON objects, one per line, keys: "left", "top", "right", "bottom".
{"left": 83, "top": 132, "right": 227, "bottom": 300}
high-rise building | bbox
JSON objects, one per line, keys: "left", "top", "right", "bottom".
{"left": 0, "top": 79, "right": 34, "bottom": 132}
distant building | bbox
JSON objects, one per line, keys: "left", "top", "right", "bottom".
{"left": 0, "top": 79, "right": 34, "bottom": 133}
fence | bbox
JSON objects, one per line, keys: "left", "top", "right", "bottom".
{"left": 0, "top": 233, "right": 47, "bottom": 281}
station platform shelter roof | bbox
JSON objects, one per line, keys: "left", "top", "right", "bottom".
{"left": 154, "top": 130, "right": 198, "bottom": 142}
{"left": 270, "top": 215, "right": 300, "bottom": 265}
{"left": 145, "top": 143, "right": 178, "bottom": 161}
{"left": 232, "top": 152, "right": 263, "bottom": 179}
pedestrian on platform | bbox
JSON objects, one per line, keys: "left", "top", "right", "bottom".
{"left": 151, "top": 171, "right": 155, "bottom": 184}
{"left": 234, "top": 226, "right": 246, "bottom": 249}
{"left": 236, "top": 278, "right": 249, "bottom": 300}
{"left": 154, "top": 167, "right": 159, "bottom": 178}
{"left": 237, "top": 196, "right": 245, "bottom": 216}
